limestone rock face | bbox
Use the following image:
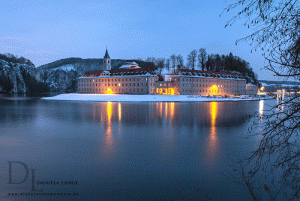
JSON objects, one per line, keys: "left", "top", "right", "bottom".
{"left": 43, "top": 68, "right": 78, "bottom": 92}
{"left": 0, "top": 59, "right": 43, "bottom": 93}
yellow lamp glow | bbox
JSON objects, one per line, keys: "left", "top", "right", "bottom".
{"left": 107, "top": 88, "right": 113, "bottom": 94}
{"left": 210, "top": 85, "right": 218, "bottom": 95}
{"left": 169, "top": 88, "right": 175, "bottom": 95}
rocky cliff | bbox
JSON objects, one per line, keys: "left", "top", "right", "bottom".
{"left": 0, "top": 59, "right": 44, "bottom": 94}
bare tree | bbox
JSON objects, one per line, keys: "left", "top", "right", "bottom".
{"left": 170, "top": 54, "right": 176, "bottom": 69}
{"left": 155, "top": 58, "right": 165, "bottom": 69}
{"left": 224, "top": 0, "right": 300, "bottom": 199}
{"left": 176, "top": 55, "right": 184, "bottom": 70}
{"left": 187, "top": 50, "right": 197, "bottom": 70}
{"left": 198, "top": 48, "right": 207, "bottom": 71}
{"left": 145, "top": 57, "right": 156, "bottom": 63}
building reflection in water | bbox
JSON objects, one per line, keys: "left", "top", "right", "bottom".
{"left": 207, "top": 102, "right": 218, "bottom": 162}
{"left": 161, "top": 102, "right": 176, "bottom": 154}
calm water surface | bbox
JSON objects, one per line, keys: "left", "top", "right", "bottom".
{"left": 0, "top": 95, "right": 274, "bottom": 200}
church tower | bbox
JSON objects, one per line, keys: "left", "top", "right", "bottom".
{"left": 103, "top": 48, "right": 111, "bottom": 70}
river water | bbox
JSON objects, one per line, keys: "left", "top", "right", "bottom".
{"left": 0, "top": 95, "right": 274, "bottom": 200}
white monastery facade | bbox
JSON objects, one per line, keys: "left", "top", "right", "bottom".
{"left": 78, "top": 49, "right": 249, "bottom": 96}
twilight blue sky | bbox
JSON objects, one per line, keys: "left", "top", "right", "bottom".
{"left": 0, "top": 0, "right": 281, "bottom": 80}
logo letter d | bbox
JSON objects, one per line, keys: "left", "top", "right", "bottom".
{"left": 8, "top": 161, "right": 29, "bottom": 184}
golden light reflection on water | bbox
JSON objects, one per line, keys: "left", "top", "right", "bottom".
{"left": 161, "top": 102, "right": 176, "bottom": 153}
{"left": 101, "top": 102, "right": 177, "bottom": 157}
{"left": 259, "top": 100, "right": 264, "bottom": 116}
{"left": 208, "top": 102, "right": 218, "bottom": 162}
{"left": 160, "top": 102, "right": 163, "bottom": 118}
{"left": 211, "top": 102, "right": 217, "bottom": 126}
{"left": 170, "top": 102, "right": 175, "bottom": 119}
{"left": 165, "top": 102, "right": 168, "bottom": 118}
{"left": 155, "top": 102, "right": 176, "bottom": 120}
{"left": 105, "top": 102, "right": 113, "bottom": 147}
{"left": 118, "top": 103, "right": 121, "bottom": 122}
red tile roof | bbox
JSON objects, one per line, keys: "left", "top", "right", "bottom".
{"left": 81, "top": 68, "right": 156, "bottom": 77}
{"left": 176, "top": 69, "right": 245, "bottom": 79}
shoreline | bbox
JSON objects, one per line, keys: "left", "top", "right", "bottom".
{"left": 41, "top": 93, "right": 274, "bottom": 102}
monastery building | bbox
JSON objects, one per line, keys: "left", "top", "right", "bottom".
{"left": 78, "top": 49, "right": 247, "bottom": 96}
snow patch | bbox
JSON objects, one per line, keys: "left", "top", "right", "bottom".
{"left": 52, "top": 64, "right": 75, "bottom": 71}
{"left": 42, "top": 94, "right": 273, "bottom": 102}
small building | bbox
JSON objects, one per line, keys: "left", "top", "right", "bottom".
{"left": 246, "top": 83, "right": 258, "bottom": 97}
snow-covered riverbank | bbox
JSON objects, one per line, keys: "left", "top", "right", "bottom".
{"left": 42, "top": 93, "right": 273, "bottom": 102}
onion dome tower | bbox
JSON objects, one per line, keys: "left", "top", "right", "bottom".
{"left": 103, "top": 48, "right": 111, "bottom": 70}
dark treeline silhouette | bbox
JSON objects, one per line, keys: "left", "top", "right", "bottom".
{"left": 38, "top": 57, "right": 83, "bottom": 70}
{"left": 142, "top": 50, "right": 258, "bottom": 85}
{"left": 0, "top": 53, "right": 35, "bottom": 67}
{"left": 205, "top": 52, "right": 258, "bottom": 84}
